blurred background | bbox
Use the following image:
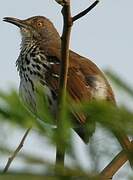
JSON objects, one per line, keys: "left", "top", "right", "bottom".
{"left": 0, "top": 0, "right": 133, "bottom": 179}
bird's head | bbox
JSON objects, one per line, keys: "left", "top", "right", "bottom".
{"left": 3, "top": 16, "right": 60, "bottom": 44}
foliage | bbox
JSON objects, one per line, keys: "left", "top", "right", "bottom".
{"left": 0, "top": 70, "right": 133, "bottom": 179}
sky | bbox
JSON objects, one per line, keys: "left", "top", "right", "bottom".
{"left": 0, "top": 0, "right": 133, "bottom": 179}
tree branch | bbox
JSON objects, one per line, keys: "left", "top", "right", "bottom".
{"left": 101, "top": 151, "right": 127, "bottom": 179}
{"left": 58, "top": 0, "right": 72, "bottom": 102}
{"left": 72, "top": 0, "right": 99, "bottom": 22}
{"left": 3, "top": 128, "right": 31, "bottom": 173}
{"left": 100, "top": 140, "right": 133, "bottom": 179}
{"left": 54, "top": 0, "right": 100, "bottom": 175}
{"left": 55, "top": 0, "right": 72, "bottom": 172}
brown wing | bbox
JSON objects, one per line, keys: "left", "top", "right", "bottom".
{"left": 39, "top": 27, "right": 133, "bottom": 153}
{"left": 43, "top": 47, "right": 116, "bottom": 143}
{"left": 69, "top": 51, "right": 116, "bottom": 104}
{"left": 45, "top": 48, "right": 115, "bottom": 124}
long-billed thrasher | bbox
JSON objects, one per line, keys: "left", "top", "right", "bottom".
{"left": 3, "top": 16, "right": 133, "bottom": 164}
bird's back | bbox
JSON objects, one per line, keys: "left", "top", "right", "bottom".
{"left": 45, "top": 48, "right": 116, "bottom": 107}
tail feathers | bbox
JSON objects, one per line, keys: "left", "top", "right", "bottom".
{"left": 74, "top": 122, "right": 96, "bottom": 144}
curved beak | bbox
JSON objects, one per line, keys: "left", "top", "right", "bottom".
{"left": 3, "top": 17, "right": 28, "bottom": 28}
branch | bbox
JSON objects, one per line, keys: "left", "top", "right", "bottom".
{"left": 55, "top": 0, "right": 100, "bottom": 123}
{"left": 58, "top": 0, "right": 72, "bottom": 102}
{"left": 3, "top": 128, "right": 31, "bottom": 173}
{"left": 55, "top": 0, "right": 72, "bottom": 172}
{"left": 55, "top": 0, "right": 100, "bottom": 23}
{"left": 72, "top": 0, "right": 99, "bottom": 22}
{"left": 100, "top": 140, "right": 133, "bottom": 179}
{"left": 55, "top": 0, "right": 68, "bottom": 6}
{"left": 55, "top": 0, "right": 100, "bottom": 173}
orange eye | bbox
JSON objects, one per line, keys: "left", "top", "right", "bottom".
{"left": 37, "top": 21, "right": 43, "bottom": 27}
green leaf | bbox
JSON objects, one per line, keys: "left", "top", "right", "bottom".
{"left": 105, "top": 70, "right": 133, "bottom": 98}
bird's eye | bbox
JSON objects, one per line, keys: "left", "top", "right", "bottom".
{"left": 37, "top": 21, "right": 43, "bottom": 27}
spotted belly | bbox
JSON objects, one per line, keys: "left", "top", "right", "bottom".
{"left": 19, "top": 77, "right": 57, "bottom": 116}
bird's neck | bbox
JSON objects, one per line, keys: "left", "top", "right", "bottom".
{"left": 20, "top": 35, "right": 61, "bottom": 53}
{"left": 20, "top": 37, "right": 35, "bottom": 51}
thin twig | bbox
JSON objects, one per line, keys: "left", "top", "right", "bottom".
{"left": 100, "top": 140, "right": 133, "bottom": 179}
{"left": 3, "top": 128, "right": 31, "bottom": 173}
{"left": 55, "top": 0, "right": 100, "bottom": 174}
{"left": 58, "top": 1, "right": 72, "bottom": 100}
{"left": 55, "top": 0, "right": 68, "bottom": 6}
{"left": 72, "top": 0, "right": 99, "bottom": 22}
{"left": 101, "top": 151, "right": 127, "bottom": 179}
{"left": 55, "top": 0, "right": 72, "bottom": 172}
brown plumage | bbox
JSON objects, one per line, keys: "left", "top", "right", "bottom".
{"left": 3, "top": 16, "right": 133, "bottom": 162}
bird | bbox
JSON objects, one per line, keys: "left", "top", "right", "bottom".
{"left": 3, "top": 16, "right": 133, "bottom": 160}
